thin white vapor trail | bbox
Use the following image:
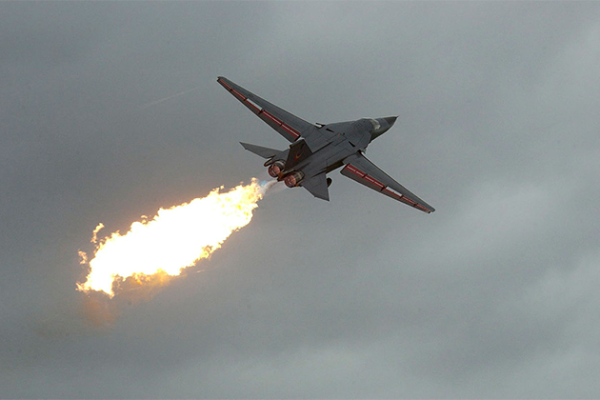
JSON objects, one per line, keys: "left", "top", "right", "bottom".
{"left": 138, "top": 86, "right": 201, "bottom": 110}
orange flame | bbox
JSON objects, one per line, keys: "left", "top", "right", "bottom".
{"left": 78, "top": 179, "right": 273, "bottom": 298}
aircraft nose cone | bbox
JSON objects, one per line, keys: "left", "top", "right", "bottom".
{"left": 384, "top": 116, "right": 397, "bottom": 126}
{"left": 370, "top": 116, "right": 398, "bottom": 140}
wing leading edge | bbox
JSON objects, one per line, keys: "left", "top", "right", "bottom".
{"left": 218, "top": 76, "right": 316, "bottom": 144}
{"left": 341, "top": 154, "right": 435, "bottom": 213}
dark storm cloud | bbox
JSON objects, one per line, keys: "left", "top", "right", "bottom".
{"left": 1, "top": 2, "right": 600, "bottom": 398}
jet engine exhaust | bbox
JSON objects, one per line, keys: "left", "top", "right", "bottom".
{"left": 268, "top": 160, "right": 285, "bottom": 177}
{"left": 284, "top": 171, "right": 305, "bottom": 187}
{"left": 77, "top": 178, "right": 272, "bottom": 298}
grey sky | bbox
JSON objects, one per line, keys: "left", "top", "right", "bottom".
{"left": 1, "top": 2, "right": 600, "bottom": 398}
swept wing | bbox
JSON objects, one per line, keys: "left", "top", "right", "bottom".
{"left": 217, "top": 76, "right": 323, "bottom": 145}
{"left": 341, "top": 154, "right": 435, "bottom": 213}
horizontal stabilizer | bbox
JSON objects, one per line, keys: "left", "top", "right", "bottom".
{"left": 301, "top": 173, "right": 330, "bottom": 201}
{"left": 240, "top": 142, "right": 280, "bottom": 159}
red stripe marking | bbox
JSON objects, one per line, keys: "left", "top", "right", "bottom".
{"left": 384, "top": 188, "right": 402, "bottom": 200}
{"left": 219, "top": 79, "right": 232, "bottom": 91}
{"left": 244, "top": 99, "right": 261, "bottom": 114}
{"left": 344, "top": 164, "right": 365, "bottom": 177}
{"left": 401, "top": 196, "right": 417, "bottom": 206}
{"left": 416, "top": 204, "right": 428, "bottom": 212}
{"left": 232, "top": 89, "right": 246, "bottom": 100}
{"left": 382, "top": 186, "right": 430, "bottom": 212}
{"left": 261, "top": 111, "right": 282, "bottom": 126}
{"left": 281, "top": 123, "right": 300, "bottom": 139}
{"left": 364, "top": 175, "right": 384, "bottom": 189}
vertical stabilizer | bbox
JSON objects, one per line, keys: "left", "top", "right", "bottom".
{"left": 285, "top": 139, "right": 312, "bottom": 169}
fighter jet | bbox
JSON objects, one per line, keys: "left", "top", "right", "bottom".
{"left": 217, "top": 77, "right": 435, "bottom": 213}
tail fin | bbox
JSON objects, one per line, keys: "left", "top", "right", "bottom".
{"left": 285, "top": 139, "right": 312, "bottom": 169}
{"left": 240, "top": 142, "right": 281, "bottom": 159}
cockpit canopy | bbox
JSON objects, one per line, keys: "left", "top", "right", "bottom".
{"left": 369, "top": 118, "right": 381, "bottom": 132}
{"left": 365, "top": 116, "right": 397, "bottom": 140}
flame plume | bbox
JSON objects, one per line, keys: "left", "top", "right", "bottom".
{"left": 78, "top": 179, "right": 273, "bottom": 298}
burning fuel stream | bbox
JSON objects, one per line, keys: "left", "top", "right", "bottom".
{"left": 78, "top": 179, "right": 275, "bottom": 298}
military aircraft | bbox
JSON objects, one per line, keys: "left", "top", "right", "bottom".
{"left": 217, "top": 77, "right": 435, "bottom": 213}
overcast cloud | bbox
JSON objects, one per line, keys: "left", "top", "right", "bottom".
{"left": 1, "top": 2, "right": 600, "bottom": 398}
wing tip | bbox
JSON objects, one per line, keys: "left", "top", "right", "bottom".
{"left": 217, "top": 76, "right": 232, "bottom": 90}
{"left": 415, "top": 203, "right": 435, "bottom": 214}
